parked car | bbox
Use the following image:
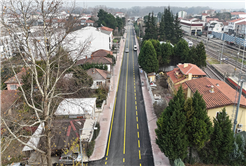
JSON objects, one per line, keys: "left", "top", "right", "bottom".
{"left": 58, "top": 151, "right": 81, "bottom": 165}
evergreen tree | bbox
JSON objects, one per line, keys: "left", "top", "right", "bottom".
{"left": 159, "top": 14, "right": 165, "bottom": 41}
{"left": 150, "top": 39, "right": 161, "bottom": 60}
{"left": 209, "top": 108, "right": 234, "bottom": 164}
{"left": 156, "top": 86, "right": 188, "bottom": 163}
{"left": 151, "top": 12, "right": 158, "bottom": 39}
{"left": 160, "top": 42, "right": 172, "bottom": 67}
{"left": 196, "top": 42, "right": 207, "bottom": 68}
{"left": 188, "top": 46, "right": 197, "bottom": 64}
{"left": 163, "top": 7, "right": 174, "bottom": 42}
{"left": 191, "top": 91, "right": 213, "bottom": 150}
{"left": 138, "top": 40, "right": 159, "bottom": 73}
{"left": 143, "top": 13, "right": 152, "bottom": 41}
{"left": 173, "top": 13, "right": 183, "bottom": 44}
{"left": 116, "top": 16, "right": 123, "bottom": 32}
{"left": 175, "top": 39, "right": 190, "bottom": 63}
{"left": 184, "top": 92, "right": 213, "bottom": 164}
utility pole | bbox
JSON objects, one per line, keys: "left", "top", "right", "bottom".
{"left": 233, "top": 75, "right": 246, "bottom": 135}
{"left": 220, "top": 33, "right": 225, "bottom": 64}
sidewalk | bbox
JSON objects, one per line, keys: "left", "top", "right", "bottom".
{"left": 89, "top": 32, "right": 126, "bottom": 161}
{"left": 135, "top": 36, "right": 170, "bottom": 166}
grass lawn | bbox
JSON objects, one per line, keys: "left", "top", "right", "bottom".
{"left": 206, "top": 56, "right": 221, "bottom": 64}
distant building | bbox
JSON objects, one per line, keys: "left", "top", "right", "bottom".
{"left": 115, "top": 12, "right": 125, "bottom": 18}
{"left": 235, "top": 21, "right": 246, "bottom": 37}
{"left": 178, "top": 11, "right": 187, "bottom": 19}
{"left": 228, "top": 18, "right": 246, "bottom": 34}
{"left": 231, "top": 12, "right": 246, "bottom": 19}
{"left": 180, "top": 19, "right": 204, "bottom": 35}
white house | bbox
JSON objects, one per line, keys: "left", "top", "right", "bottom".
{"left": 115, "top": 12, "right": 125, "bottom": 18}
{"left": 228, "top": 18, "right": 246, "bottom": 34}
{"left": 54, "top": 98, "right": 97, "bottom": 119}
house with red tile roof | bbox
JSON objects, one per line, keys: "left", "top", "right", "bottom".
{"left": 4, "top": 68, "right": 26, "bottom": 90}
{"left": 231, "top": 12, "right": 246, "bottom": 19}
{"left": 76, "top": 56, "right": 113, "bottom": 73}
{"left": 91, "top": 49, "right": 113, "bottom": 57}
{"left": 86, "top": 19, "right": 94, "bottom": 26}
{"left": 1, "top": 90, "right": 19, "bottom": 116}
{"left": 166, "top": 63, "right": 206, "bottom": 93}
{"left": 185, "top": 77, "right": 246, "bottom": 132}
{"left": 228, "top": 18, "right": 246, "bottom": 33}
{"left": 87, "top": 68, "right": 110, "bottom": 89}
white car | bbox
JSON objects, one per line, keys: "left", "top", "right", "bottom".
{"left": 134, "top": 45, "right": 137, "bottom": 51}
{"left": 125, "top": 48, "right": 129, "bottom": 53}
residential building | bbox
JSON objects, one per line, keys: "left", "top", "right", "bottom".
{"left": 54, "top": 98, "right": 97, "bottom": 119}
{"left": 147, "top": 72, "right": 156, "bottom": 82}
{"left": 4, "top": 68, "right": 26, "bottom": 90}
{"left": 65, "top": 27, "right": 111, "bottom": 60}
{"left": 115, "top": 12, "right": 125, "bottom": 18}
{"left": 87, "top": 68, "right": 111, "bottom": 89}
{"left": 166, "top": 63, "right": 206, "bottom": 93}
{"left": 100, "top": 26, "right": 114, "bottom": 49}
{"left": 207, "top": 21, "right": 225, "bottom": 33}
{"left": 185, "top": 77, "right": 246, "bottom": 132}
{"left": 228, "top": 18, "right": 246, "bottom": 34}
{"left": 235, "top": 21, "right": 246, "bottom": 37}
{"left": 231, "top": 12, "right": 246, "bottom": 19}
{"left": 76, "top": 56, "right": 113, "bottom": 73}
{"left": 91, "top": 49, "right": 113, "bottom": 57}
{"left": 206, "top": 17, "right": 219, "bottom": 23}
{"left": 86, "top": 20, "right": 94, "bottom": 26}
{"left": 178, "top": 11, "right": 187, "bottom": 19}
{"left": 201, "top": 13, "right": 210, "bottom": 22}
{"left": 1, "top": 90, "right": 19, "bottom": 116}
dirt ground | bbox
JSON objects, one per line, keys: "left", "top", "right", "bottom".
{"left": 151, "top": 75, "right": 173, "bottom": 104}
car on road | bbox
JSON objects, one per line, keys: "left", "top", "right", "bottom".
{"left": 134, "top": 45, "right": 137, "bottom": 51}
{"left": 125, "top": 48, "right": 129, "bottom": 53}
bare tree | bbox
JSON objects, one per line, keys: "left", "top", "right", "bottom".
{"left": 1, "top": 0, "right": 92, "bottom": 165}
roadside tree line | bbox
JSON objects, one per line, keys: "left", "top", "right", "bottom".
{"left": 138, "top": 39, "right": 207, "bottom": 74}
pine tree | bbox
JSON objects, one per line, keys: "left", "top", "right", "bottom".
{"left": 151, "top": 12, "right": 158, "bottom": 39}
{"left": 143, "top": 13, "right": 152, "bottom": 41}
{"left": 163, "top": 6, "right": 174, "bottom": 42}
{"left": 196, "top": 42, "right": 207, "bottom": 68}
{"left": 160, "top": 42, "right": 172, "bottom": 67}
{"left": 159, "top": 14, "right": 165, "bottom": 41}
{"left": 188, "top": 46, "right": 197, "bottom": 64}
{"left": 175, "top": 39, "right": 190, "bottom": 63}
{"left": 209, "top": 108, "right": 234, "bottom": 164}
{"left": 156, "top": 86, "right": 188, "bottom": 163}
{"left": 150, "top": 39, "right": 161, "bottom": 60}
{"left": 184, "top": 93, "right": 212, "bottom": 164}
{"left": 191, "top": 91, "right": 213, "bottom": 150}
{"left": 173, "top": 13, "right": 183, "bottom": 44}
{"left": 138, "top": 40, "right": 159, "bottom": 73}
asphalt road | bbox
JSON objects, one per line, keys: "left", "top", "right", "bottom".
{"left": 89, "top": 23, "right": 154, "bottom": 166}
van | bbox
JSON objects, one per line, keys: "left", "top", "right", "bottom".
{"left": 134, "top": 45, "right": 137, "bottom": 51}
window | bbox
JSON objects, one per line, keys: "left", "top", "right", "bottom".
{"left": 97, "top": 82, "right": 102, "bottom": 86}
{"left": 10, "top": 85, "right": 17, "bottom": 90}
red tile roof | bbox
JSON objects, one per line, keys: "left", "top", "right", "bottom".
{"left": 202, "top": 13, "right": 208, "bottom": 16}
{"left": 177, "top": 63, "right": 206, "bottom": 76}
{"left": 92, "top": 49, "right": 113, "bottom": 57}
{"left": 185, "top": 77, "right": 246, "bottom": 109}
{"left": 87, "top": 68, "right": 108, "bottom": 80}
{"left": 236, "top": 21, "right": 246, "bottom": 25}
{"left": 86, "top": 20, "right": 94, "bottom": 23}
{"left": 100, "top": 26, "right": 114, "bottom": 32}
{"left": 174, "top": 83, "right": 188, "bottom": 91}
{"left": 76, "top": 56, "right": 113, "bottom": 65}
{"left": 166, "top": 68, "right": 186, "bottom": 84}
{"left": 230, "top": 18, "right": 244, "bottom": 22}
{"left": 1, "top": 90, "right": 19, "bottom": 113}
{"left": 4, "top": 68, "right": 26, "bottom": 84}
{"left": 231, "top": 12, "right": 246, "bottom": 15}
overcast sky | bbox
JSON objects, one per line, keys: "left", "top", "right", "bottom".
{"left": 75, "top": 0, "right": 246, "bottom": 10}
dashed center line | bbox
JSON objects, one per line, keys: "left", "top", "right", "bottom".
{"left": 137, "top": 132, "right": 139, "bottom": 138}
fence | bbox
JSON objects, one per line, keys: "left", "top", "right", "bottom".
{"left": 212, "top": 31, "right": 246, "bottom": 46}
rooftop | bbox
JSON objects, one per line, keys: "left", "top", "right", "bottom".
{"left": 236, "top": 21, "right": 246, "bottom": 25}
{"left": 177, "top": 63, "right": 206, "bottom": 76}
{"left": 4, "top": 68, "right": 26, "bottom": 84}
{"left": 76, "top": 56, "right": 113, "bottom": 65}
{"left": 166, "top": 68, "right": 186, "bottom": 84}
{"left": 1, "top": 90, "right": 19, "bottom": 114}
{"left": 91, "top": 49, "right": 113, "bottom": 57}
{"left": 55, "top": 98, "right": 97, "bottom": 116}
{"left": 87, "top": 68, "right": 108, "bottom": 80}
{"left": 185, "top": 77, "right": 246, "bottom": 109}
{"left": 100, "top": 26, "right": 113, "bottom": 32}
{"left": 231, "top": 12, "right": 246, "bottom": 15}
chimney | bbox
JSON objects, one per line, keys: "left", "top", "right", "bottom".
{"left": 91, "top": 54, "right": 93, "bottom": 59}
{"left": 86, "top": 56, "right": 87, "bottom": 59}
{"left": 209, "top": 85, "right": 214, "bottom": 93}
{"left": 184, "top": 63, "right": 188, "bottom": 68}
{"left": 92, "top": 68, "right": 95, "bottom": 73}
{"left": 188, "top": 73, "right": 192, "bottom": 80}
